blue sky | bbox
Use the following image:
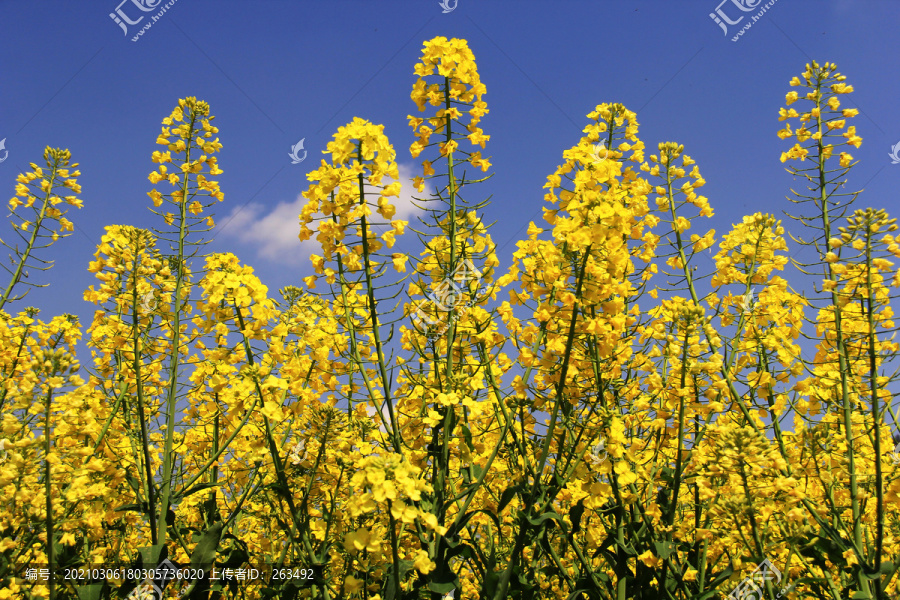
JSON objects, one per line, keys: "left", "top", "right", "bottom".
{"left": 1, "top": 0, "right": 898, "bottom": 367}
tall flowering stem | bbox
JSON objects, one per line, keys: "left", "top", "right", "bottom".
{"left": 0, "top": 147, "right": 82, "bottom": 309}
{"left": 300, "top": 117, "right": 407, "bottom": 453}
{"left": 777, "top": 60, "right": 897, "bottom": 598}
{"left": 407, "top": 36, "right": 510, "bottom": 599}
{"left": 146, "top": 97, "right": 223, "bottom": 556}
{"left": 300, "top": 116, "right": 416, "bottom": 595}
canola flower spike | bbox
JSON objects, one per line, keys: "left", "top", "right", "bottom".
{"left": 1, "top": 147, "right": 83, "bottom": 309}
{"left": 148, "top": 97, "right": 224, "bottom": 214}
{"left": 410, "top": 36, "right": 491, "bottom": 174}
{"left": 778, "top": 61, "right": 861, "bottom": 166}
{"left": 298, "top": 117, "right": 407, "bottom": 285}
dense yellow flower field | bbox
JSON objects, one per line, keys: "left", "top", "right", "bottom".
{"left": 0, "top": 37, "right": 898, "bottom": 600}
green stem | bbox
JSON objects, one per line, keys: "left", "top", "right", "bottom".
{"left": 813, "top": 92, "right": 868, "bottom": 593}
{"left": 44, "top": 387, "right": 55, "bottom": 600}
{"left": 493, "top": 249, "right": 590, "bottom": 600}
{"left": 864, "top": 226, "right": 885, "bottom": 596}
{"left": 388, "top": 511, "right": 402, "bottom": 597}
{"left": 355, "top": 155, "right": 401, "bottom": 452}
{"left": 0, "top": 156, "right": 61, "bottom": 309}
{"left": 131, "top": 269, "right": 158, "bottom": 546}
{"left": 155, "top": 110, "right": 196, "bottom": 550}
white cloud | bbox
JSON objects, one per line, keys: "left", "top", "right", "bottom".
{"left": 217, "top": 162, "right": 424, "bottom": 266}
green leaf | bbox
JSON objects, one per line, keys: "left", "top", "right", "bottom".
{"left": 861, "top": 559, "right": 895, "bottom": 579}
{"left": 653, "top": 540, "right": 675, "bottom": 560}
{"left": 445, "top": 541, "right": 477, "bottom": 563}
{"left": 113, "top": 502, "right": 149, "bottom": 514}
{"left": 482, "top": 568, "right": 499, "bottom": 599}
{"left": 138, "top": 543, "right": 166, "bottom": 568}
{"left": 526, "top": 511, "right": 563, "bottom": 528}
{"left": 172, "top": 482, "right": 219, "bottom": 503}
{"left": 190, "top": 522, "right": 224, "bottom": 570}
{"left": 396, "top": 559, "right": 416, "bottom": 579}
{"left": 498, "top": 484, "right": 521, "bottom": 513}
{"left": 459, "top": 424, "right": 473, "bottom": 449}
{"left": 383, "top": 564, "right": 417, "bottom": 600}
{"left": 690, "top": 564, "right": 734, "bottom": 599}
{"left": 73, "top": 583, "right": 105, "bottom": 600}
{"left": 427, "top": 581, "right": 456, "bottom": 594}
{"left": 123, "top": 470, "right": 143, "bottom": 495}
{"left": 569, "top": 499, "right": 586, "bottom": 535}
{"left": 201, "top": 494, "right": 222, "bottom": 525}
{"left": 448, "top": 508, "right": 501, "bottom": 539}
{"left": 566, "top": 582, "right": 601, "bottom": 600}
{"left": 861, "top": 569, "right": 881, "bottom": 580}
{"left": 218, "top": 533, "right": 250, "bottom": 567}
{"left": 709, "top": 565, "right": 734, "bottom": 589}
